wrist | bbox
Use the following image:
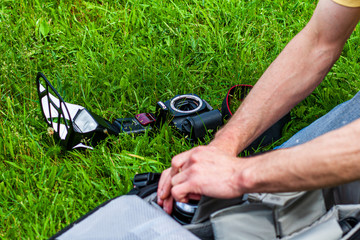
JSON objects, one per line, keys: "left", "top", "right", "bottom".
{"left": 209, "top": 133, "right": 241, "bottom": 156}
{"left": 212, "top": 116, "right": 260, "bottom": 156}
{"left": 211, "top": 125, "right": 249, "bottom": 156}
{"left": 233, "top": 158, "right": 256, "bottom": 194}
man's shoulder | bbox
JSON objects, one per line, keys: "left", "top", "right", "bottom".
{"left": 333, "top": 0, "right": 360, "bottom": 7}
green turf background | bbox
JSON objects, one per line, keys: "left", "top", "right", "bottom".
{"left": 1, "top": 0, "right": 360, "bottom": 238}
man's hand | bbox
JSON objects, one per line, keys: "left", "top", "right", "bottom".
{"left": 157, "top": 145, "right": 244, "bottom": 213}
{"left": 170, "top": 146, "right": 244, "bottom": 201}
{"left": 157, "top": 146, "right": 207, "bottom": 214}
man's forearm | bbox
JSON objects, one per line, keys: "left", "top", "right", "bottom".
{"left": 211, "top": 27, "right": 343, "bottom": 155}
{"left": 236, "top": 118, "right": 360, "bottom": 194}
{"left": 169, "top": 118, "right": 360, "bottom": 201}
{"left": 211, "top": 0, "right": 360, "bottom": 155}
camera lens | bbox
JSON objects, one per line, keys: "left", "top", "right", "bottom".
{"left": 171, "top": 200, "right": 199, "bottom": 225}
{"left": 182, "top": 110, "right": 223, "bottom": 139}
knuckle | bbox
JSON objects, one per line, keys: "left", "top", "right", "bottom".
{"left": 171, "top": 162, "right": 179, "bottom": 169}
{"left": 171, "top": 156, "right": 182, "bottom": 168}
{"left": 189, "top": 158, "right": 198, "bottom": 165}
{"left": 171, "top": 187, "right": 179, "bottom": 200}
{"left": 193, "top": 146, "right": 204, "bottom": 153}
{"left": 190, "top": 153, "right": 201, "bottom": 164}
{"left": 189, "top": 165, "right": 199, "bottom": 175}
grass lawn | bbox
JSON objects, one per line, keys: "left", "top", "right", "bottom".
{"left": 1, "top": 0, "right": 360, "bottom": 238}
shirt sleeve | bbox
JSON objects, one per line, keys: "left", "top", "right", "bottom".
{"left": 333, "top": 0, "right": 360, "bottom": 7}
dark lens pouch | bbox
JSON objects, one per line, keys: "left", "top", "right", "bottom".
{"left": 182, "top": 110, "right": 223, "bottom": 140}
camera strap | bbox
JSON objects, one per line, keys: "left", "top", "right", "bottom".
{"left": 221, "top": 84, "right": 253, "bottom": 120}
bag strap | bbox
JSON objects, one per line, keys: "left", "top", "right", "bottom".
{"left": 127, "top": 172, "right": 161, "bottom": 198}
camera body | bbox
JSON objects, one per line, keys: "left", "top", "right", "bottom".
{"left": 156, "top": 94, "right": 223, "bottom": 140}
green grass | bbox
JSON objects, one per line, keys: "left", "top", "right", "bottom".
{"left": 1, "top": 0, "right": 360, "bottom": 238}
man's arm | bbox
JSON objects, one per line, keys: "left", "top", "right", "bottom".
{"left": 171, "top": 118, "right": 360, "bottom": 200}
{"left": 211, "top": 0, "right": 360, "bottom": 155}
{"left": 158, "top": 0, "right": 360, "bottom": 210}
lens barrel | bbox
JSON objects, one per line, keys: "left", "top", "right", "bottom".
{"left": 182, "top": 110, "right": 223, "bottom": 139}
{"left": 171, "top": 200, "right": 199, "bottom": 225}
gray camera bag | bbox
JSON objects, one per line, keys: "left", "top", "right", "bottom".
{"left": 51, "top": 193, "right": 200, "bottom": 240}
{"left": 206, "top": 182, "right": 360, "bottom": 239}
{"left": 51, "top": 189, "right": 360, "bottom": 240}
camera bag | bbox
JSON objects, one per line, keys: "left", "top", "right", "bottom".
{"left": 49, "top": 173, "right": 202, "bottom": 240}
{"left": 208, "top": 195, "right": 360, "bottom": 240}
{"left": 49, "top": 173, "right": 360, "bottom": 240}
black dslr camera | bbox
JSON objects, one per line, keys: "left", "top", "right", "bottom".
{"left": 155, "top": 94, "right": 223, "bottom": 140}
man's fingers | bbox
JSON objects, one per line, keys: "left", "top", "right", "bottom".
{"left": 157, "top": 168, "right": 172, "bottom": 204}
{"left": 158, "top": 147, "right": 203, "bottom": 208}
{"left": 170, "top": 149, "right": 194, "bottom": 176}
{"left": 163, "top": 195, "right": 174, "bottom": 214}
{"left": 171, "top": 169, "right": 190, "bottom": 187}
{"left": 171, "top": 181, "right": 194, "bottom": 203}
{"left": 188, "top": 193, "right": 202, "bottom": 200}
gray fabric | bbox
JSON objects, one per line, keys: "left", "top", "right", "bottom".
{"left": 281, "top": 205, "right": 341, "bottom": 240}
{"left": 323, "top": 181, "right": 360, "bottom": 209}
{"left": 337, "top": 205, "right": 360, "bottom": 240}
{"left": 282, "top": 205, "right": 360, "bottom": 240}
{"left": 273, "top": 190, "right": 326, "bottom": 237}
{"left": 191, "top": 196, "right": 244, "bottom": 224}
{"left": 185, "top": 221, "right": 214, "bottom": 240}
{"left": 210, "top": 202, "right": 276, "bottom": 240}
{"left": 57, "top": 195, "right": 199, "bottom": 240}
{"left": 209, "top": 191, "right": 326, "bottom": 239}
{"left": 288, "top": 218, "right": 343, "bottom": 240}
{"left": 344, "top": 224, "right": 360, "bottom": 240}
{"left": 247, "top": 192, "right": 306, "bottom": 206}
